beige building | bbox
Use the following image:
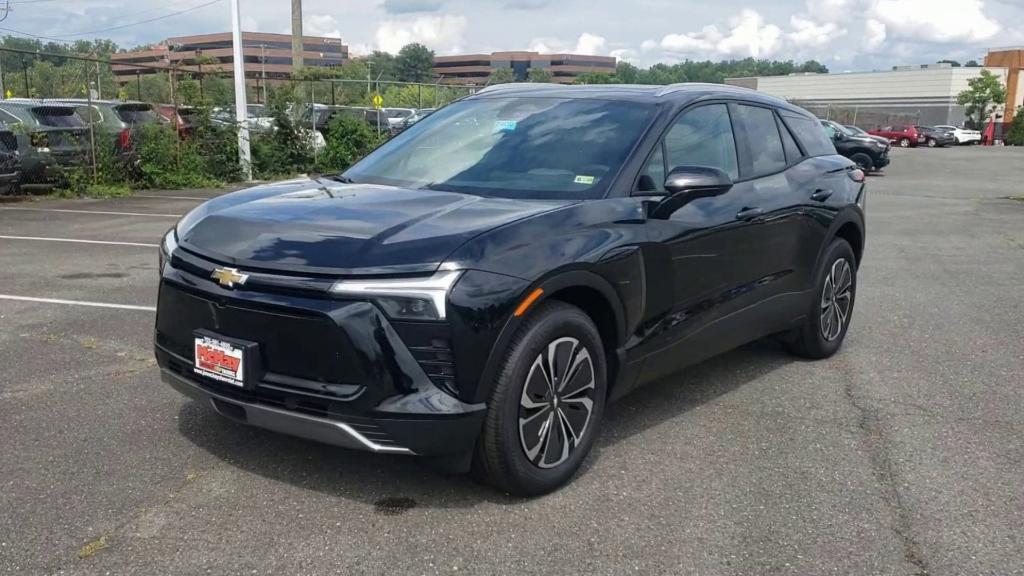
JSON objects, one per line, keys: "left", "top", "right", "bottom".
{"left": 434, "top": 51, "right": 616, "bottom": 84}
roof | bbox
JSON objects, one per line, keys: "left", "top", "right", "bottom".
{"left": 470, "top": 82, "right": 801, "bottom": 111}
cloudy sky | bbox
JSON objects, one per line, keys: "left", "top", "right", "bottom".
{"left": 9, "top": 0, "right": 1024, "bottom": 71}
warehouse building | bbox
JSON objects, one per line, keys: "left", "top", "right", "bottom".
{"left": 111, "top": 32, "right": 348, "bottom": 83}
{"left": 434, "top": 51, "right": 616, "bottom": 84}
{"left": 726, "top": 52, "right": 1023, "bottom": 128}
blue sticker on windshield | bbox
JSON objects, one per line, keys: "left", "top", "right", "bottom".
{"left": 494, "top": 120, "right": 518, "bottom": 132}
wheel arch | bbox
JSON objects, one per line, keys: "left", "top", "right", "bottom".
{"left": 471, "top": 269, "right": 627, "bottom": 404}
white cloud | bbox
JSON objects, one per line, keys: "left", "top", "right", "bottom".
{"left": 656, "top": 10, "right": 782, "bottom": 58}
{"left": 574, "top": 32, "right": 606, "bottom": 55}
{"left": 805, "top": 0, "right": 857, "bottom": 22}
{"left": 304, "top": 14, "right": 342, "bottom": 38}
{"left": 872, "top": 0, "right": 999, "bottom": 42}
{"left": 374, "top": 14, "right": 468, "bottom": 54}
{"left": 863, "top": 18, "right": 887, "bottom": 51}
{"left": 787, "top": 15, "right": 844, "bottom": 48}
{"left": 609, "top": 48, "right": 637, "bottom": 62}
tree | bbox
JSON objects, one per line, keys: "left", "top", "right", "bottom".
{"left": 526, "top": 68, "right": 552, "bottom": 83}
{"left": 573, "top": 71, "right": 621, "bottom": 85}
{"left": 965, "top": 60, "right": 982, "bottom": 67}
{"left": 937, "top": 59, "right": 961, "bottom": 67}
{"left": 1006, "top": 107, "right": 1024, "bottom": 146}
{"left": 395, "top": 43, "right": 435, "bottom": 83}
{"left": 365, "top": 51, "right": 398, "bottom": 82}
{"left": 487, "top": 67, "right": 515, "bottom": 84}
{"left": 957, "top": 69, "right": 1007, "bottom": 126}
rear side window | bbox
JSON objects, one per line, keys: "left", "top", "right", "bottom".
{"left": 663, "top": 103, "right": 738, "bottom": 180}
{"left": 0, "top": 131, "right": 17, "bottom": 152}
{"left": 778, "top": 116, "right": 803, "bottom": 163}
{"left": 75, "top": 105, "right": 103, "bottom": 124}
{"left": 31, "top": 107, "right": 86, "bottom": 128}
{"left": 782, "top": 111, "right": 835, "bottom": 157}
{"left": 115, "top": 105, "right": 159, "bottom": 125}
{"left": 731, "top": 104, "right": 786, "bottom": 178}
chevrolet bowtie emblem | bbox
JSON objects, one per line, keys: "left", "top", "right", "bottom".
{"left": 211, "top": 267, "right": 249, "bottom": 288}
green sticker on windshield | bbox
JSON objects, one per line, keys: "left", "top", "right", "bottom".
{"left": 574, "top": 175, "right": 595, "bottom": 185}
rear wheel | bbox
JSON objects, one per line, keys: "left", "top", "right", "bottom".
{"left": 899, "top": 137, "right": 912, "bottom": 148}
{"left": 474, "top": 300, "right": 607, "bottom": 496}
{"left": 849, "top": 152, "right": 874, "bottom": 172}
{"left": 785, "top": 239, "right": 857, "bottom": 359}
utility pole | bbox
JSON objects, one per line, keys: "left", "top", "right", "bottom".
{"left": 291, "top": 0, "right": 304, "bottom": 71}
{"left": 231, "top": 0, "right": 252, "bottom": 181}
{"left": 95, "top": 61, "right": 101, "bottom": 99}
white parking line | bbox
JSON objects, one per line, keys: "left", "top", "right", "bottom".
{"left": 0, "top": 235, "right": 159, "bottom": 248}
{"left": 0, "top": 207, "right": 181, "bottom": 218}
{"left": 0, "top": 295, "right": 155, "bottom": 312}
{"left": 132, "top": 194, "right": 211, "bottom": 201}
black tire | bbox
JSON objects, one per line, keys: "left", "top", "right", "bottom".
{"left": 785, "top": 238, "right": 857, "bottom": 359}
{"left": 849, "top": 152, "right": 874, "bottom": 172}
{"left": 926, "top": 138, "right": 937, "bottom": 148}
{"left": 473, "top": 300, "right": 607, "bottom": 496}
{"left": 899, "top": 137, "right": 912, "bottom": 148}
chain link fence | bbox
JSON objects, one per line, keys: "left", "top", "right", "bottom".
{"left": 790, "top": 101, "right": 922, "bottom": 129}
{"left": 0, "top": 47, "right": 483, "bottom": 194}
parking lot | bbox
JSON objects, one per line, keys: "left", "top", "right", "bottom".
{"left": 1, "top": 146, "right": 1022, "bottom": 575}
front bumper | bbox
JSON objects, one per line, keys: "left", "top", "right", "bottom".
{"left": 161, "top": 367, "right": 484, "bottom": 455}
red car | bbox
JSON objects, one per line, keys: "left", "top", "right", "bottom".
{"left": 868, "top": 124, "right": 922, "bottom": 148}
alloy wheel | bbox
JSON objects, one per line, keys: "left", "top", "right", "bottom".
{"left": 518, "top": 337, "right": 596, "bottom": 469}
{"left": 820, "top": 258, "right": 853, "bottom": 342}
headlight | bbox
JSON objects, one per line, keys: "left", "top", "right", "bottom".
{"left": 329, "top": 270, "right": 463, "bottom": 321}
{"left": 159, "top": 228, "right": 178, "bottom": 274}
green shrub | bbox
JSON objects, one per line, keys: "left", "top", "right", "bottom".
{"left": 315, "top": 114, "right": 385, "bottom": 174}
{"left": 1006, "top": 107, "right": 1024, "bottom": 146}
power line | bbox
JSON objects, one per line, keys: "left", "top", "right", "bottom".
{"left": 50, "top": 0, "right": 224, "bottom": 38}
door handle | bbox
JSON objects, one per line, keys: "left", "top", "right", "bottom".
{"left": 735, "top": 207, "right": 764, "bottom": 221}
{"left": 810, "top": 189, "right": 834, "bottom": 202}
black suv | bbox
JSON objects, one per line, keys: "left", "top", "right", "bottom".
{"left": 157, "top": 84, "right": 866, "bottom": 495}
{"left": 0, "top": 100, "right": 88, "bottom": 181}
{"left": 821, "top": 120, "right": 890, "bottom": 172}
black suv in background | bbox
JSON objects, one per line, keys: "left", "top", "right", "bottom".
{"left": 821, "top": 119, "right": 890, "bottom": 172}
{"left": 915, "top": 125, "right": 955, "bottom": 148}
{"left": 0, "top": 124, "right": 22, "bottom": 194}
{"left": 157, "top": 84, "right": 867, "bottom": 495}
{"left": 0, "top": 100, "right": 87, "bottom": 182}
{"left": 50, "top": 99, "right": 164, "bottom": 155}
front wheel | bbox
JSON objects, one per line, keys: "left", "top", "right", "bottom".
{"left": 785, "top": 239, "right": 857, "bottom": 359}
{"left": 474, "top": 300, "right": 607, "bottom": 496}
{"left": 926, "top": 138, "right": 937, "bottom": 148}
{"left": 849, "top": 152, "right": 874, "bottom": 172}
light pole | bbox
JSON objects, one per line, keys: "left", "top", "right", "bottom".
{"left": 230, "top": 0, "right": 252, "bottom": 181}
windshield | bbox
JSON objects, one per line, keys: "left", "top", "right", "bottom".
{"left": 344, "top": 97, "right": 654, "bottom": 199}
{"left": 32, "top": 107, "right": 86, "bottom": 128}
{"left": 115, "top": 105, "right": 159, "bottom": 125}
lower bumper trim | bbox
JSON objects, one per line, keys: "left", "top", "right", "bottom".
{"left": 162, "top": 369, "right": 415, "bottom": 454}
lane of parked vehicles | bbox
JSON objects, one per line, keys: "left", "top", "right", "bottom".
{"left": 0, "top": 98, "right": 436, "bottom": 194}
{"left": 0, "top": 94, "right": 983, "bottom": 195}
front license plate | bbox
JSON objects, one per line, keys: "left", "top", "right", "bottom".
{"left": 194, "top": 335, "right": 245, "bottom": 387}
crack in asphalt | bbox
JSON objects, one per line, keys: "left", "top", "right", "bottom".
{"left": 842, "top": 378, "right": 931, "bottom": 576}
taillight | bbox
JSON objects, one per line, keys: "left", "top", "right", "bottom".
{"left": 118, "top": 128, "right": 131, "bottom": 149}
{"left": 849, "top": 168, "right": 866, "bottom": 183}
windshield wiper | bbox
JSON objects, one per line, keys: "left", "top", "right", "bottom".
{"left": 327, "top": 174, "right": 355, "bottom": 184}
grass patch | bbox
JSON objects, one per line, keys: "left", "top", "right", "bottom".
{"left": 51, "top": 183, "right": 133, "bottom": 199}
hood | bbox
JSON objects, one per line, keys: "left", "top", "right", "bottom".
{"left": 177, "top": 179, "right": 572, "bottom": 276}
{"left": 852, "top": 135, "right": 886, "bottom": 147}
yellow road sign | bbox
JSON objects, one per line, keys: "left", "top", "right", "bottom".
{"left": 372, "top": 94, "right": 384, "bottom": 109}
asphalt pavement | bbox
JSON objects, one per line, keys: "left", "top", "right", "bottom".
{"left": 0, "top": 147, "right": 1021, "bottom": 575}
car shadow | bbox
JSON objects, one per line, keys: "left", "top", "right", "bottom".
{"left": 176, "top": 339, "right": 794, "bottom": 507}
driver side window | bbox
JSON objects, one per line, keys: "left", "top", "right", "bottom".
{"left": 637, "top": 103, "right": 738, "bottom": 192}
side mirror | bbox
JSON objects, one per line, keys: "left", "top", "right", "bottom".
{"left": 651, "top": 166, "right": 733, "bottom": 219}
{"left": 834, "top": 132, "right": 847, "bottom": 141}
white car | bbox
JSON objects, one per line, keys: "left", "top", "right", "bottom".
{"left": 384, "top": 107, "right": 415, "bottom": 128}
{"left": 935, "top": 125, "right": 981, "bottom": 145}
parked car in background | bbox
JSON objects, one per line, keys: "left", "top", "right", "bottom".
{"left": 155, "top": 104, "right": 200, "bottom": 138}
{"left": 156, "top": 84, "right": 867, "bottom": 495}
{"left": 915, "top": 125, "right": 955, "bottom": 148}
{"left": 821, "top": 120, "right": 890, "bottom": 172}
{"left": 869, "top": 124, "right": 921, "bottom": 147}
{"left": 0, "top": 100, "right": 89, "bottom": 179}
{"left": 49, "top": 99, "right": 164, "bottom": 155}
{"left": 844, "top": 125, "right": 890, "bottom": 146}
{"left": 0, "top": 124, "right": 22, "bottom": 194}
{"left": 210, "top": 106, "right": 275, "bottom": 133}
{"left": 384, "top": 107, "right": 415, "bottom": 128}
{"left": 934, "top": 124, "right": 982, "bottom": 145}
{"left": 389, "top": 108, "right": 437, "bottom": 136}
